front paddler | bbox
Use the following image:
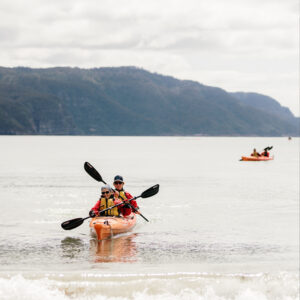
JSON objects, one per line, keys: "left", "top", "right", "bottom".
{"left": 89, "top": 185, "right": 122, "bottom": 217}
{"left": 113, "top": 175, "right": 139, "bottom": 216}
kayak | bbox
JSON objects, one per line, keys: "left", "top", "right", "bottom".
{"left": 89, "top": 214, "right": 137, "bottom": 240}
{"left": 241, "top": 156, "right": 274, "bottom": 161}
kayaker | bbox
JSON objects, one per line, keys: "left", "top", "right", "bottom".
{"left": 261, "top": 149, "right": 270, "bottom": 157}
{"left": 89, "top": 185, "right": 123, "bottom": 217}
{"left": 113, "top": 175, "right": 139, "bottom": 216}
{"left": 251, "top": 148, "right": 260, "bottom": 157}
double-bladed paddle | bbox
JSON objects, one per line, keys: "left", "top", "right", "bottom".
{"left": 61, "top": 184, "right": 159, "bottom": 230}
{"left": 84, "top": 161, "right": 151, "bottom": 222}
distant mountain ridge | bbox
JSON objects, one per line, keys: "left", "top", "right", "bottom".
{"left": 0, "top": 66, "right": 298, "bottom": 136}
{"left": 231, "top": 92, "right": 296, "bottom": 121}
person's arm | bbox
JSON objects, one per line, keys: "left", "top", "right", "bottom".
{"left": 125, "top": 192, "right": 139, "bottom": 209}
{"left": 89, "top": 199, "right": 101, "bottom": 216}
{"left": 111, "top": 197, "right": 127, "bottom": 215}
{"left": 115, "top": 192, "right": 134, "bottom": 216}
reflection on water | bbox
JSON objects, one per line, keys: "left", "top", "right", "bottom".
{"left": 90, "top": 233, "right": 138, "bottom": 263}
{"left": 60, "top": 237, "right": 85, "bottom": 259}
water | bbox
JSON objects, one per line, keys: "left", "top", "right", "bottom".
{"left": 0, "top": 136, "right": 298, "bottom": 299}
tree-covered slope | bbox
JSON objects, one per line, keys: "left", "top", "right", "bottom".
{"left": 0, "top": 66, "right": 298, "bottom": 136}
{"left": 231, "top": 92, "right": 296, "bottom": 122}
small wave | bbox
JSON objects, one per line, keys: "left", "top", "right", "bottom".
{"left": 0, "top": 272, "right": 298, "bottom": 300}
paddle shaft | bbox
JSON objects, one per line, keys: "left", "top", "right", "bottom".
{"left": 98, "top": 196, "right": 139, "bottom": 214}
{"left": 103, "top": 194, "right": 149, "bottom": 222}
{"left": 114, "top": 189, "right": 149, "bottom": 222}
{"left": 102, "top": 184, "right": 148, "bottom": 221}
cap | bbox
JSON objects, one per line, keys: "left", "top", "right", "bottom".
{"left": 114, "top": 175, "right": 124, "bottom": 183}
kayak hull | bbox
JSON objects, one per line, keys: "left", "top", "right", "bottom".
{"left": 241, "top": 156, "right": 274, "bottom": 161}
{"left": 89, "top": 214, "right": 137, "bottom": 241}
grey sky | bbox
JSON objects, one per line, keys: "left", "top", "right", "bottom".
{"left": 0, "top": 0, "right": 298, "bottom": 115}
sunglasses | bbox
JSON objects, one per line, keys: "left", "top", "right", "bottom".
{"left": 114, "top": 182, "right": 123, "bottom": 185}
{"left": 101, "top": 191, "right": 110, "bottom": 195}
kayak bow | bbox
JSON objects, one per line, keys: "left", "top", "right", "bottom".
{"left": 89, "top": 214, "right": 137, "bottom": 240}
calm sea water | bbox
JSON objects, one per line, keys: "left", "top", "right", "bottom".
{"left": 0, "top": 136, "right": 299, "bottom": 299}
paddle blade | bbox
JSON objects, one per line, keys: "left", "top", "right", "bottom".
{"left": 61, "top": 218, "right": 84, "bottom": 230}
{"left": 264, "top": 146, "right": 273, "bottom": 151}
{"left": 84, "top": 162, "right": 105, "bottom": 183}
{"left": 141, "top": 184, "right": 159, "bottom": 198}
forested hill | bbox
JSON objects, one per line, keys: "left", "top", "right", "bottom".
{"left": 0, "top": 66, "right": 298, "bottom": 136}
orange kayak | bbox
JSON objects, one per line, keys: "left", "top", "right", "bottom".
{"left": 241, "top": 156, "right": 274, "bottom": 161}
{"left": 89, "top": 214, "right": 137, "bottom": 240}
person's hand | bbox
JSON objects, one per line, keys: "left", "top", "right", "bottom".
{"left": 89, "top": 210, "right": 96, "bottom": 217}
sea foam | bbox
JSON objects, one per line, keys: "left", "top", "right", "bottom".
{"left": 0, "top": 272, "right": 298, "bottom": 300}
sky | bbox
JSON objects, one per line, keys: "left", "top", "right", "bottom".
{"left": 0, "top": 0, "right": 299, "bottom": 116}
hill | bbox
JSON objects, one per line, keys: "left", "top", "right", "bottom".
{"left": 0, "top": 66, "right": 298, "bottom": 136}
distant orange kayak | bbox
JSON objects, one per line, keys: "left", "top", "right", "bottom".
{"left": 89, "top": 214, "right": 137, "bottom": 240}
{"left": 241, "top": 156, "right": 274, "bottom": 161}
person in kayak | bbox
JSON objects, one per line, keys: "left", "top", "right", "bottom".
{"left": 261, "top": 149, "right": 270, "bottom": 157}
{"left": 89, "top": 185, "right": 123, "bottom": 217}
{"left": 251, "top": 148, "right": 260, "bottom": 157}
{"left": 113, "top": 175, "right": 139, "bottom": 216}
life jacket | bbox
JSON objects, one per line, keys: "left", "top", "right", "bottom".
{"left": 117, "top": 190, "right": 128, "bottom": 201}
{"left": 99, "top": 196, "right": 119, "bottom": 216}
{"left": 117, "top": 190, "right": 135, "bottom": 216}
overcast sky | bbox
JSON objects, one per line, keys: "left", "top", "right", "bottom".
{"left": 0, "top": 0, "right": 298, "bottom": 115}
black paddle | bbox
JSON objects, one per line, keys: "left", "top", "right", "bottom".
{"left": 84, "top": 161, "right": 150, "bottom": 222}
{"left": 61, "top": 184, "right": 159, "bottom": 230}
{"left": 264, "top": 146, "right": 273, "bottom": 151}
